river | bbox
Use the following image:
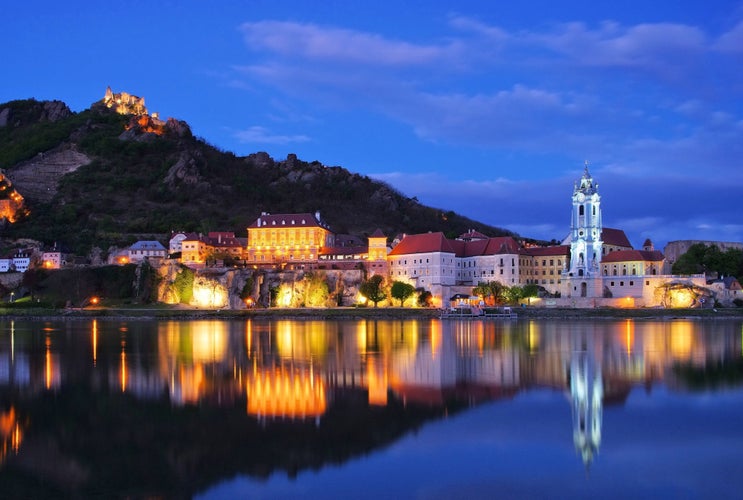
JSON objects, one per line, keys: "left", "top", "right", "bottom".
{"left": 0, "top": 318, "right": 741, "bottom": 498}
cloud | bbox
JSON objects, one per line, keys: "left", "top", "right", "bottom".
{"left": 234, "top": 126, "right": 310, "bottom": 145}
{"left": 371, "top": 169, "right": 743, "bottom": 248}
{"left": 240, "top": 20, "right": 463, "bottom": 67}
{"left": 232, "top": 15, "right": 743, "bottom": 191}
{"left": 714, "top": 20, "right": 743, "bottom": 52}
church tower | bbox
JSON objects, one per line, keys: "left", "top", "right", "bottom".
{"left": 567, "top": 164, "right": 603, "bottom": 277}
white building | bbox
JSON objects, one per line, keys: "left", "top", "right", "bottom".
{"left": 128, "top": 241, "right": 167, "bottom": 263}
{"left": 559, "top": 167, "right": 707, "bottom": 306}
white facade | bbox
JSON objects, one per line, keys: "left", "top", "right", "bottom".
{"left": 388, "top": 251, "right": 456, "bottom": 288}
{"left": 456, "top": 253, "right": 521, "bottom": 286}
{"left": 567, "top": 166, "right": 603, "bottom": 278}
{"left": 41, "top": 251, "right": 62, "bottom": 269}
{"left": 128, "top": 241, "right": 167, "bottom": 263}
{"left": 169, "top": 232, "right": 189, "bottom": 254}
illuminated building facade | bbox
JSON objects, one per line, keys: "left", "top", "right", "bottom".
{"left": 246, "top": 212, "right": 334, "bottom": 268}
{"left": 558, "top": 168, "right": 707, "bottom": 306}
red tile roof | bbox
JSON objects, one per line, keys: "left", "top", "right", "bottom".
{"left": 390, "top": 233, "right": 521, "bottom": 257}
{"left": 602, "top": 228, "right": 632, "bottom": 248}
{"left": 388, "top": 232, "right": 455, "bottom": 256}
{"left": 601, "top": 249, "right": 664, "bottom": 263}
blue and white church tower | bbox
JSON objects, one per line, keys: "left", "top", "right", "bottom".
{"left": 563, "top": 164, "right": 604, "bottom": 299}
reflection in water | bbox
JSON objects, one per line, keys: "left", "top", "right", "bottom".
{"left": 0, "top": 318, "right": 740, "bottom": 496}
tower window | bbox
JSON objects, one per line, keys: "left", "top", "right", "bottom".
{"left": 579, "top": 205, "right": 585, "bottom": 216}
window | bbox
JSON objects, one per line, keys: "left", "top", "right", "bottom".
{"left": 620, "top": 281, "right": 624, "bottom": 286}
{"left": 629, "top": 281, "right": 634, "bottom": 286}
{"left": 646, "top": 281, "right": 650, "bottom": 286}
{"left": 550, "top": 259, "right": 554, "bottom": 266}
{"left": 611, "top": 281, "right": 615, "bottom": 286}
{"left": 579, "top": 205, "right": 585, "bottom": 215}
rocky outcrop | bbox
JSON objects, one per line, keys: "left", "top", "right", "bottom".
{"left": 164, "top": 151, "right": 204, "bottom": 187}
{"left": 40, "top": 100, "right": 72, "bottom": 122}
{"left": 0, "top": 107, "right": 10, "bottom": 127}
{"left": 7, "top": 145, "right": 91, "bottom": 202}
{"left": 154, "top": 261, "right": 364, "bottom": 309}
{"left": 0, "top": 100, "right": 71, "bottom": 128}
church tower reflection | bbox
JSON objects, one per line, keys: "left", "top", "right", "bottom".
{"left": 569, "top": 329, "right": 603, "bottom": 469}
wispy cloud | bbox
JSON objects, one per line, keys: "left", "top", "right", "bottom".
{"left": 240, "top": 20, "right": 464, "bottom": 67}
{"left": 232, "top": 15, "right": 743, "bottom": 239}
{"left": 234, "top": 126, "right": 310, "bottom": 145}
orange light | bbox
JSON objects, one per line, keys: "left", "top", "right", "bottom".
{"left": 90, "top": 297, "right": 99, "bottom": 305}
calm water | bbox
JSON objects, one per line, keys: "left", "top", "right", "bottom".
{"left": 0, "top": 318, "right": 741, "bottom": 498}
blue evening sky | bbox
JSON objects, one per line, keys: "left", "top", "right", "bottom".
{"left": 3, "top": 1, "right": 742, "bottom": 248}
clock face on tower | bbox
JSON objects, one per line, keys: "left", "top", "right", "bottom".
{"left": 577, "top": 193, "right": 585, "bottom": 202}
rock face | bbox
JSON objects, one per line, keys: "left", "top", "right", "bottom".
{"left": 7, "top": 145, "right": 91, "bottom": 202}
{"left": 154, "top": 261, "right": 364, "bottom": 309}
{"left": 164, "top": 151, "right": 204, "bottom": 187}
{"left": 0, "top": 107, "right": 10, "bottom": 127}
{"left": 41, "top": 100, "right": 72, "bottom": 122}
{"left": 0, "top": 100, "right": 71, "bottom": 128}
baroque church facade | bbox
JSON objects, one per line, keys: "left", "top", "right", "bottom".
{"left": 559, "top": 167, "right": 707, "bottom": 307}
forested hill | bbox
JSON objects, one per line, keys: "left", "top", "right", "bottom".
{"left": 0, "top": 97, "right": 514, "bottom": 253}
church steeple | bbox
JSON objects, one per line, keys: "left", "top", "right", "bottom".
{"left": 567, "top": 162, "right": 603, "bottom": 277}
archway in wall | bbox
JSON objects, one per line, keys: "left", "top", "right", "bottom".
{"left": 581, "top": 282, "right": 587, "bottom": 297}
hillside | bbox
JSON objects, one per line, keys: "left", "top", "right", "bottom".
{"left": 0, "top": 95, "right": 515, "bottom": 254}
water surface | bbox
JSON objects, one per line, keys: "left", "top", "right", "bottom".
{"left": 0, "top": 318, "right": 741, "bottom": 498}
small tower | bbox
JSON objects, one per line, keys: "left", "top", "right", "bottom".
{"left": 567, "top": 164, "right": 603, "bottom": 278}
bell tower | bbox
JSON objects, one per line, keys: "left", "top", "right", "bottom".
{"left": 568, "top": 163, "right": 603, "bottom": 277}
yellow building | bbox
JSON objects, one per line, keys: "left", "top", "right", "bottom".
{"left": 246, "top": 212, "right": 334, "bottom": 267}
{"left": 181, "top": 232, "right": 244, "bottom": 267}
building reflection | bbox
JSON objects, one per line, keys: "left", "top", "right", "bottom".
{"left": 0, "top": 317, "right": 740, "bottom": 468}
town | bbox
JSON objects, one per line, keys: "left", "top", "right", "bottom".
{"left": 1, "top": 88, "right": 741, "bottom": 310}
{"left": 1, "top": 164, "right": 741, "bottom": 310}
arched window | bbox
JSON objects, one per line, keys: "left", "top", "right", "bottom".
{"left": 579, "top": 205, "right": 585, "bottom": 216}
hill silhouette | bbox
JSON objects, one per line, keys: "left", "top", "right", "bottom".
{"left": 0, "top": 96, "right": 515, "bottom": 254}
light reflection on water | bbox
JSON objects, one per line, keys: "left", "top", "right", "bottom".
{"left": 0, "top": 318, "right": 740, "bottom": 498}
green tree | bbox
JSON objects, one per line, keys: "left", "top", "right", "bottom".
{"left": 173, "top": 266, "right": 194, "bottom": 304}
{"left": 359, "top": 274, "right": 386, "bottom": 307}
{"left": 504, "top": 285, "right": 523, "bottom": 304}
{"left": 390, "top": 280, "right": 415, "bottom": 306}
{"left": 472, "top": 281, "right": 506, "bottom": 305}
{"left": 303, "top": 272, "right": 329, "bottom": 307}
{"left": 673, "top": 244, "right": 743, "bottom": 279}
{"left": 417, "top": 289, "right": 433, "bottom": 307}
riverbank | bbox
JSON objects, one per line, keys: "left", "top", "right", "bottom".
{"left": 0, "top": 305, "right": 741, "bottom": 321}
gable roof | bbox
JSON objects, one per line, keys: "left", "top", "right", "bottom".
{"left": 602, "top": 228, "right": 632, "bottom": 248}
{"left": 248, "top": 212, "right": 330, "bottom": 230}
{"left": 369, "top": 228, "right": 386, "bottom": 238}
{"left": 601, "top": 249, "right": 664, "bottom": 263}
{"left": 130, "top": 240, "right": 166, "bottom": 251}
{"left": 388, "top": 232, "right": 455, "bottom": 256}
